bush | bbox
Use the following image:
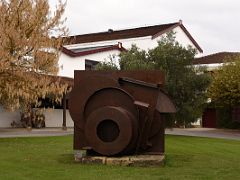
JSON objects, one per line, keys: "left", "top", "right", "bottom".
{"left": 216, "top": 106, "right": 240, "bottom": 129}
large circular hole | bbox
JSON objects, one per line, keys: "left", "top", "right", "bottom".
{"left": 97, "top": 119, "right": 120, "bottom": 142}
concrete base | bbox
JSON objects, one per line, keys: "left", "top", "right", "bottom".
{"left": 74, "top": 152, "right": 165, "bottom": 167}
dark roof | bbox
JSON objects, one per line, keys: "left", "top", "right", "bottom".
{"left": 62, "top": 43, "right": 126, "bottom": 57}
{"left": 63, "top": 21, "right": 203, "bottom": 53}
{"left": 193, "top": 52, "right": 240, "bottom": 65}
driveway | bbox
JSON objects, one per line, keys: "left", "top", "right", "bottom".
{"left": 0, "top": 127, "right": 239, "bottom": 140}
{"left": 0, "top": 128, "right": 73, "bottom": 138}
{"left": 166, "top": 128, "right": 240, "bottom": 140}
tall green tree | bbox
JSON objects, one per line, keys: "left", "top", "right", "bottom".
{"left": 97, "top": 33, "right": 211, "bottom": 126}
{"left": 208, "top": 56, "right": 240, "bottom": 106}
{"left": 0, "top": 0, "right": 68, "bottom": 111}
{"left": 147, "top": 33, "right": 211, "bottom": 126}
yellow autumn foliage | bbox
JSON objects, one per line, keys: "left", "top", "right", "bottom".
{"left": 208, "top": 55, "right": 240, "bottom": 106}
{"left": 0, "top": 0, "right": 68, "bottom": 111}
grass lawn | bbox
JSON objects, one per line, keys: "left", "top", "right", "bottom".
{"left": 0, "top": 135, "right": 239, "bottom": 180}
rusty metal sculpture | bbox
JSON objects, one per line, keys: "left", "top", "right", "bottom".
{"left": 69, "top": 71, "right": 176, "bottom": 156}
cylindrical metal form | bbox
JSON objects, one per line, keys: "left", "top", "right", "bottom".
{"left": 85, "top": 106, "right": 137, "bottom": 155}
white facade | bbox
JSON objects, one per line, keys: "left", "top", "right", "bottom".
{"left": 43, "top": 109, "right": 73, "bottom": 127}
{"left": 0, "top": 107, "right": 20, "bottom": 128}
{"left": 194, "top": 63, "right": 224, "bottom": 71}
{"left": 58, "top": 26, "right": 201, "bottom": 78}
{"left": 58, "top": 49, "right": 120, "bottom": 77}
{"left": 0, "top": 107, "right": 73, "bottom": 128}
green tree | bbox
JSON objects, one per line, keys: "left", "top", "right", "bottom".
{"left": 0, "top": 0, "right": 68, "bottom": 111}
{"left": 147, "top": 33, "right": 211, "bottom": 126}
{"left": 97, "top": 33, "right": 211, "bottom": 126}
{"left": 208, "top": 56, "right": 240, "bottom": 106}
{"left": 95, "top": 55, "right": 119, "bottom": 70}
{"left": 120, "top": 45, "right": 154, "bottom": 70}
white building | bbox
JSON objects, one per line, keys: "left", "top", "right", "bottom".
{"left": 0, "top": 20, "right": 203, "bottom": 128}
{"left": 59, "top": 20, "right": 203, "bottom": 78}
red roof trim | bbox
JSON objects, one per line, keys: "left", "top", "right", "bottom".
{"left": 62, "top": 44, "right": 127, "bottom": 57}
{"left": 61, "top": 47, "right": 76, "bottom": 57}
{"left": 179, "top": 24, "right": 203, "bottom": 53}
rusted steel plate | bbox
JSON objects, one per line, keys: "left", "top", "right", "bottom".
{"left": 69, "top": 70, "right": 176, "bottom": 156}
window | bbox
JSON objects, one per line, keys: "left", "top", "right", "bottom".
{"left": 85, "top": 59, "right": 99, "bottom": 70}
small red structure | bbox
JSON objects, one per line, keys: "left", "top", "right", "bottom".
{"left": 202, "top": 108, "right": 217, "bottom": 128}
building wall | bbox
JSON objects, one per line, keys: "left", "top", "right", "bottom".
{"left": 0, "top": 107, "right": 73, "bottom": 128}
{"left": 43, "top": 109, "right": 73, "bottom": 127}
{"left": 0, "top": 107, "right": 20, "bottom": 128}
{"left": 58, "top": 49, "right": 120, "bottom": 78}
{"left": 173, "top": 26, "right": 197, "bottom": 51}
{"left": 194, "top": 63, "right": 224, "bottom": 71}
{"left": 59, "top": 27, "right": 201, "bottom": 78}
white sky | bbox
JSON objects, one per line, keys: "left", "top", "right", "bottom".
{"left": 50, "top": 0, "right": 240, "bottom": 55}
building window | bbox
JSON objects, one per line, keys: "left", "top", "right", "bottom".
{"left": 85, "top": 59, "right": 99, "bottom": 70}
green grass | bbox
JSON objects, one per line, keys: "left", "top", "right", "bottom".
{"left": 0, "top": 135, "right": 239, "bottom": 180}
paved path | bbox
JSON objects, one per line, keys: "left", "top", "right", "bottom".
{"left": 0, "top": 128, "right": 73, "bottom": 138}
{"left": 166, "top": 128, "right": 240, "bottom": 140}
{"left": 0, "top": 127, "right": 239, "bottom": 140}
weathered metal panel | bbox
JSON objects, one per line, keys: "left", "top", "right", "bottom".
{"left": 69, "top": 70, "right": 176, "bottom": 156}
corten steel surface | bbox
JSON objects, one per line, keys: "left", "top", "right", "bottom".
{"left": 69, "top": 71, "right": 176, "bottom": 156}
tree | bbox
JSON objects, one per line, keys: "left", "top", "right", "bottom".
{"left": 0, "top": 0, "right": 68, "bottom": 111}
{"left": 97, "top": 33, "right": 211, "bottom": 126}
{"left": 208, "top": 56, "right": 240, "bottom": 106}
{"left": 95, "top": 55, "right": 119, "bottom": 70}
{"left": 146, "top": 33, "right": 211, "bottom": 126}
{"left": 120, "top": 45, "right": 154, "bottom": 70}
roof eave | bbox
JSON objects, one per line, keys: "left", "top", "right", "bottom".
{"left": 62, "top": 44, "right": 126, "bottom": 58}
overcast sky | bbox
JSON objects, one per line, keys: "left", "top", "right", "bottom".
{"left": 50, "top": 0, "right": 240, "bottom": 55}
